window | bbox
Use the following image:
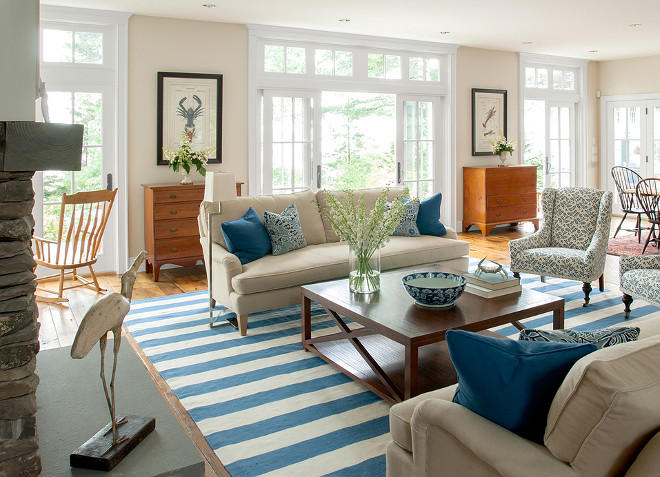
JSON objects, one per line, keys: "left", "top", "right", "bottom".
{"left": 251, "top": 26, "right": 457, "bottom": 225}
{"left": 42, "top": 28, "right": 103, "bottom": 64}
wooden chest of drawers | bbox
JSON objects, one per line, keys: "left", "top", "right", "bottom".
{"left": 463, "top": 166, "right": 540, "bottom": 236}
{"left": 143, "top": 181, "right": 242, "bottom": 281}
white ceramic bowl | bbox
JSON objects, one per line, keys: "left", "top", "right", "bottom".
{"left": 402, "top": 272, "right": 467, "bottom": 308}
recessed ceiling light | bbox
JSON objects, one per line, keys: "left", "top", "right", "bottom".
{"left": 338, "top": 18, "right": 351, "bottom": 22}
{"left": 439, "top": 31, "right": 451, "bottom": 35}
{"left": 522, "top": 41, "right": 533, "bottom": 45}
{"left": 629, "top": 23, "right": 642, "bottom": 27}
{"left": 202, "top": 3, "right": 216, "bottom": 7}
{"left": 589, "top": 50, "right": 599, "bottom": 53}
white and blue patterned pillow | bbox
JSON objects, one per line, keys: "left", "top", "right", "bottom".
{"left": 519, "top": 327, "right": 640, "bottom": 349}
{"left": 391, "top": 199, "right": 420, "bottom": 237}
{"left": 263, "top": 203, "right": 307, "bottom": 256}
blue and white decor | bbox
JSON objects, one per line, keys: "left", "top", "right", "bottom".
{"left": 402, "top": 271, "right": 467, "bottom": 307}
{"left": 123, "top": 260, "right": 658, "bottom": 477}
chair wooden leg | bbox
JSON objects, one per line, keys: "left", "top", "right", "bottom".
{"left": 622, "top": 294, "right": 633, "bottom": 319}
{"left": 636, "top": 214, "right": 642, "bottom": 243}
{"left": 237, "top": 314, "right": 248, "bottom": 336}
{"left": 540, "top": 276, "right": 546, "bottom": 283}
{"left": 642, "top": 224, "right": 655, "bottom": 254}
{"left": 513, "top": 272, "right": 520, "bottom": 279}
{"left": 613, "top": 212, "right": 628, "bottom": 239}
{"left": 582, "top": 282, "right": 592, "bottom": 307}
{"left": 88, "top": 265, "right": 105, "bottom": 292}
{"left": 599, "top": 274, "right": 604, "bottom": 292}
{"left": 58, "top": 269, "right": 65, "bottom": 299}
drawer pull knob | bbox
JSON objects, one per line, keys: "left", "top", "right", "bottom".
{"left": 170, "top": 247, "right": 178, "bottom": 253}
{"left": 496, "top": 199, "right": 502, "bottom": 204}
{"left": 170, "top": 227, "right": 178, "bottom": 232}
{"left": 496, "top": 213, "right": 501, "bottom": 217}
{"left": 523, "top": 196, "right": 529, "bottom": 200}
{"left": 523, "top": 209, "right": 529, "bottom": 213}
{"left": 170, "top": 210, "right": 178, "bottom": 215}
{"left": 170, "top": 194, "right": 177, "bottom": 199}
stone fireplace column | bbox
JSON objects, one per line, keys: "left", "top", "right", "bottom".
{"left": 0, "top": 122, "right": 83, "bottom": 475}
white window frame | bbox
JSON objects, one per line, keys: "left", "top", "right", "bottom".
{"left": 249, "top": 25, "right": 458, "bottom": 227}
{"left": 39, "top": 6, "right": 131, "bottom": 273}
{"left": 519, "top": 53, "right": 588, "bottom": 188}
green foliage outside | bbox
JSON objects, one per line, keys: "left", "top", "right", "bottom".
{"left": 321, "top": 93, "right": 395, "bottom": 190}
{"left": 523, "top": 135, "right": 545, "bottom": 188}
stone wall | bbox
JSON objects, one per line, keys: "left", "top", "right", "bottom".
{"left": 0, "top": 172, "right": 41, "bottom": 475}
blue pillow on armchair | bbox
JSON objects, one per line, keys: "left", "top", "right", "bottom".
{"left": 221, "top": 207, "right": 271, "bottom": 264}
{"left": 446, "top": 330, "right": 596, "bottom": 444}
{"left": 416, "top": 192, "right": 446, "bottom": 236}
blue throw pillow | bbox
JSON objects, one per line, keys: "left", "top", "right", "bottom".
{"left": 446, "top": 330, "right": 596, "bottom": 443}
{"left": 263, "top": 203, "right": 307, "bottom": 255}
{"left": 417, "top": 192, "right": 447, "bottom": 236}
{"left": 220, "top": 207, "right": 271, "bottom": 264}
{"left": 391, "top": 198, "right": 420, "bottom": 237}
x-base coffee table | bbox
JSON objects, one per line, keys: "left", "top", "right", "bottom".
{"left": 301, "top": 264, "right": 564, "bottom": 404}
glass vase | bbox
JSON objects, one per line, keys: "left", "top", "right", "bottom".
{"left": 498, "top": 151, "right": 510, "bottom": 167}
{"left": 180, "top": 171, "right": 193, "bottom": 184}
{"left": 349, "top": 245, "right": 381, "bottom": 293}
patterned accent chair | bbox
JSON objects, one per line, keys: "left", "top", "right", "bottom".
{"left": 620, "top": 255, "right": 660, "bottom": 318}
{"left": 509, "top": 187, "right": 613, "bottom": 307}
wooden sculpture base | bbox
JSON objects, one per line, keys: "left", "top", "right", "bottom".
{"left": 70, "top": 415, "right": 155, "bottom": 471}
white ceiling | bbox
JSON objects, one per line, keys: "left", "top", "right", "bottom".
{"left": 41, "top": 0, "right": 660, "bottom": 61}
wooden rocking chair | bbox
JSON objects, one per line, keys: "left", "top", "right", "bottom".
{"left": 33, "top": 188, "right": 118, "bottom": 302}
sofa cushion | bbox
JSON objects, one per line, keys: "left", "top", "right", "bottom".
{"left": 220, "top": 207, "right": 271, "bottom": 264}
{"left": 316, "top": 187, "right": 409, "bottom": 242}
{"left": 231, "top": 235, "right": 470, "bottom": 295}
{"left": 202, "top": 189, "right": 326, "bottom": 249}
{"left": 519, "top": 326, "right": 640, "bottom": 349}
{"left": 392, "top": 199, "right": 421, "bottom": 237}
{"left": 417, "top": 192, "right": 447, "bottom": 236}
{"left": 544, "top": 333, "right": 660, "bottom": 476}
{"left": 389, "top": 385, "right": 457, "bottom": 452}
{"left": 263, "top": 204, "right": 307, "bottom": 255}
{"left": 447, "top": 330, "right": 596, "bottom": 443}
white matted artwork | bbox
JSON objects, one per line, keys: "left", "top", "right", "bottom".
{"left": 157, "top": 72, "right": 222, "bottom": 165}
{"left": 472, "top": 88, "right": 507, "bottom": 156}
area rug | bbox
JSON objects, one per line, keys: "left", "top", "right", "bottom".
{"left": 607, "top": 231, "right": 660, "bottom": 256}
{"left": 123, "top": 268, "right": 658, "bottom": 477}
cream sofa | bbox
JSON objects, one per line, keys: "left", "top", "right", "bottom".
{"left": 386, "top": 317, "right": 660, "bottom": 477}
{"left": 198, "top": 187, "right": 470, "bottom": 335}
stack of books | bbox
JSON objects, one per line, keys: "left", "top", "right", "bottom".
{"left": 463, "top": 272, "right": 521, "bottom": 298}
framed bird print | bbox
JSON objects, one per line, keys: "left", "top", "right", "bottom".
{"left": 157, "top": 72, "right": 223, "bottom": 165}
{"left": 472, "top": 88, "right": 507, "bottom": 156}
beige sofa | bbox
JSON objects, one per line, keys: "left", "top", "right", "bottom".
{"left": 386, "top": 317, "right": 660, "bottom": 477}
{"left": 198, "top": 187, "right": 470, "bottom": 335}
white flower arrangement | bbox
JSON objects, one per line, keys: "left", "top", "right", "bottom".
{"left": 162, "top": 131, "right": 215, "bottom": 176}
{"left": 490, "top": 133, "right": 517, "bottom": 156}
{"left": 315, "top": 189, "right": 407, "bottom": 292}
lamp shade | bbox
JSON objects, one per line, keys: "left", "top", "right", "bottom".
{"left": 203, "top": 171, "right": 237, "bottom": 203}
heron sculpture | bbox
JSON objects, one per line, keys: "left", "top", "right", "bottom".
{"left": 70, "top": 251, "right": 148, "bottom": 452}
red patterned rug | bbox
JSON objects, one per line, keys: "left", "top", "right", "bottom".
{"left": 607, "top": 231, "right": 660, "bottom": 256}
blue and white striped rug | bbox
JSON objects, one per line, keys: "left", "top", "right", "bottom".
{"left": 123, "top": 265, "right": 657, "bottom": 477}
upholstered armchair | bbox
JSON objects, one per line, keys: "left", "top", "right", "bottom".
{"left": 620, "top": 255, "right": 660, "bottom": 318}
{"left": 509, "top": 187, "right": 613, "bottom": 306}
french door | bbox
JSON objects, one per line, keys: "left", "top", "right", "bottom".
{"left": 604, "top": 100, "right": 660, "bottom": 214}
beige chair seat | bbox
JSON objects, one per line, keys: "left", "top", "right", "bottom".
{"left": 232, "top": 236, "right": 470, "bottom": 295}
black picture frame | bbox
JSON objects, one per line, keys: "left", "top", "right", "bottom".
{"left": 157, "top": 72, "right": 223, "bottom": 165}
{"left": 471, "top": 88, "right": 507, "bottom": 156}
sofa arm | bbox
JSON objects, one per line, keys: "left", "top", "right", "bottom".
{"left": 199, "top": 234, "right": 242, "bottom": 308}
{"left": 619, "top": 255, "right": 660, "bottom": 278}
{"left": 443, "top": 226, "right": 458, "bottom": 240}
{"left": 410, "top": 399, "right": 577, "bottom": 477}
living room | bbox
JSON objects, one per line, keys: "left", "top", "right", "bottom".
{"left": 2, "top": 0, "right": 660, "bottom": 475}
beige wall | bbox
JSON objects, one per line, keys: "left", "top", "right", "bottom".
{"left": 598, "top": 55, "right": 660, "bottom": 96}
{"left": 127, "top": 15, "right": 248, "bottom": 258}
{"left": 586, "top": 60, "right": 600, "bottom": 188}
{"left": 456, "top": 47, "right": 520, "bottom": 222}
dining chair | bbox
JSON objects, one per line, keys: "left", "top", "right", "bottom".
{"left": 33, "top": 188, "right": 118, "bottom": 302}
{"left": 635, "top": 178, "right": 660, "bottom": 254}
{"left": 611, "top": 166, "right": 647, "bottom": 242}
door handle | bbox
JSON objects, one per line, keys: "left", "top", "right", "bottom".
{"left": 106, "top": 173, "right": 113, "bottom": 191}
{"left": 397, "top": 162, "right": 402, "bottom": 184}
{"left": 316, "top": 165, "right": 321, "bottom": 188}
{"left": 545, "top": 156, "right": 550, "bottom": 171}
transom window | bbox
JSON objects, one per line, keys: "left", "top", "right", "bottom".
{"left": 525, "top": 66, "right": 577, "bottom": 92}
{"left": 42, "top": 28, "right": 103, "bottom": 64}
{"left": 315, "top": 49, "right": 353, "bottom": 76}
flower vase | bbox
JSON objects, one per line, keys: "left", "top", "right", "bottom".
{"left": 498, "top": 151, "right": 510, "bottom": 167}
{"left": 349, "top": 245, "right": 381, "bottom": 293}
{"left": 180, "top": 171, "right": 193, "bottom": 185}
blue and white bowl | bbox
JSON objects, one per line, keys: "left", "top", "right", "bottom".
{"left": 402, "top": 272, "right": 467, "bottom": 308}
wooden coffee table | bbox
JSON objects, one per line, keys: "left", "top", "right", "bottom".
{"left": 301, "top": 264, "right": 564, "bottom": 404}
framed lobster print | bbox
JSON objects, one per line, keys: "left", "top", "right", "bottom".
{"left": 157, "top": 72, "right": 223, "bottom": 165}
{"left": 471, "top": 88, "right": 507, "bottom": 156}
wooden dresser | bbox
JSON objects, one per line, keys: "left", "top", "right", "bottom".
{"left": 463, "top": 166, "right": 540, "bottom": 236}
{"left": 143, "top": 181, "right": 242, "bottom": 281}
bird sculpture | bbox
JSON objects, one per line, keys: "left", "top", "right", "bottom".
{"left": 70, "top": 251, "right": 147, "bottom": 448}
